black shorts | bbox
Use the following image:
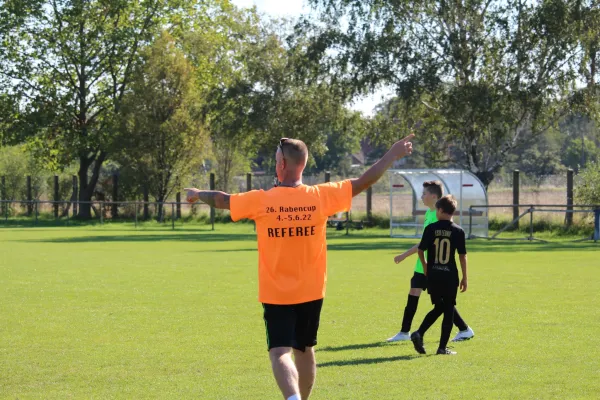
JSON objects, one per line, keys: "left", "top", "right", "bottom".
{"left": 262, "top": 298, "right": 323, "bottom": 352}
{"left": 428, "top": 282, "right": 458, "bottom": 306}
{"left": 410, "top": 272, "right": 428, "bottom": 290}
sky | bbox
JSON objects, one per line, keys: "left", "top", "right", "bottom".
{"left": 230, "top": 0, "right": 392, "bottom": 116}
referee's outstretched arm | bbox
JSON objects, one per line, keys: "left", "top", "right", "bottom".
{"left": 351, "top": 133, "right": 414, "bottom": 197}
{"left": 183, "top": 189, "right": 230, "bottom": 209}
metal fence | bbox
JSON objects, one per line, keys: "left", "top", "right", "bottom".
{"left": 0, "top": 200, "right": 212, "bottom": 230}
{"left": 467, "top": 204, "right": 600, "bottom": 242}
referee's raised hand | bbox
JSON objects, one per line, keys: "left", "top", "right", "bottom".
{"left": 184, "top": 188, "right": 200, "bottom": 203}
{"left": 390, "top": 133, "right": 415, "bottom": 160}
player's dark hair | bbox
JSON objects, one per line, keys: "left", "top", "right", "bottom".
{"left": 436, "top": 195, "right": 457, "bottom": 215}
{"left": 423, "top": 180, "right": 443, "bottom": 198}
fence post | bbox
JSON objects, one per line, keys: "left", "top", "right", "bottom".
{"left": 27, "top": 176, "right": 33, "bottom": 216}
{"left": 247, "top": 173, "right": 252, "bottom": 192}
{"left": 112, "top": 174, "right": 119, "bottom": 219}
{"left": 72, "top": 176, "right": 78, "bottom": 217}
{"left": 325, "top": 171, "right": 331, "bottom": 183}
{"left": 566, "top": 169, "right": 574, "bottom": 227}
{"left": 529, "top": 207, "right": 534, "bottom": 241}
{"left": 54, "top": 175, "right": 59, "bottom": 219}
{"left": 366, "top": 186, "right": 372, "bottom": 223}
{"left": 176, "top": 192, "right": 182, "bottom": 219}
{"left": 1, "top": 175, "right": 6, "bottom": 217}
{"left": 594, "top": 208, "right": 599, "bottom": 242}
{"left": 513, "top": 170, "right": 520, "bottom": 229}
{"left": 143, "top": 186, "right": 149, "bottom": 220}
{"left": 210, "top": 173, "right": 215, "bottom": 230}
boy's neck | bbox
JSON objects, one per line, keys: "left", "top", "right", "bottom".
{"left": 438, "top": 214, "right": 452, "bottom": 221}
{"left": 428, "top": 198, "right": 440, "bottom": 211}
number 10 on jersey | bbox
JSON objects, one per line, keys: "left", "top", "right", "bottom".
{"left": 433, "top": 238, "right": 451, "bottom": 264}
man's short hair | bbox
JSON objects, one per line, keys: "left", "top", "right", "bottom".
{"left": 436, "top": 195, "right": 458, "bottom": 215}
{"left": 280, "top": 138, "right": 308, "bottom": 166}
{"left": 423, "top": 180, "right": 443, "bottom": 198}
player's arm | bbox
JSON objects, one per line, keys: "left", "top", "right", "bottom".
{"left": 459, "top": 254, "right": 468, "bottom": 292}
{"left": 417, "top": 226, "right": 433, "bottom": 275}
{"left": 417, "top": 249, "right": 427, "bottom": 276}
{"left": 184, "top": 188, "right": 230, "bottom": 210}
{"left": 394, "top": 244, "right": 418, "bottom": 264}
{"left": 351, "top": 134, "right": 414, "bottom": 197}
{"left": 457, "top": 229, "right": 468, "bottom": 292}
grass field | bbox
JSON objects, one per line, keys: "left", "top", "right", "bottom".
{"left": 1, "top": 225, "right": 599, "bottom": 399}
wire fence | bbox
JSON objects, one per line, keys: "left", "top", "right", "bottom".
{"left": 0, "top": 200, "right": 212, "bottom": 230}
{"left": 467, "top": 204, "right": 600, "bottom": 242}
{"left": 0, "top": 170, "right": 591, "bottom": 231}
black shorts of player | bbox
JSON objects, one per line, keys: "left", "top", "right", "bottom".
{"left": 262, "top": 298, "right": 323, "bottom": 352}
{"left": 427, "top": 282, "right": 458, "bottom": 306}
{"left": 410, "top": 272, "right": 428, "bottom": 290}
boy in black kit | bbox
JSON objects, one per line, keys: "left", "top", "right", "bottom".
{"left": 410, "top": 195, "right": 468, "bottom": 355}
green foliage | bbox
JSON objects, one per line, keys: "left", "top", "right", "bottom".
{"left": 0, "top": 145, "right": 52, "bottom": 201}
{"left": 0, "top": 145, "right": 29, "bottom": 200}
{"left": 575, "top": 162, "right": 600, "bottom": 206}
{"left": 488, "top": 215, "right": 594, "bottom": 237}
{"left": 0, "top": 144, "right": 78, "bottom": 216}
{"left": 183, "top": 10, "right": 364, "bottom": 190}
{"left": 0, "top": 93, "right": 21, "bottom": 146}
{"left": 302, "top": 0, "right": 588, "bottom": 187}
{"left": 116, "top": 31, "right": 208, "bottom": 217}
{"left": 0, "top": 0, "right": 192, "bottom": 217}
{"left": 562, "top": 137, "right": 600, "bottom": 171}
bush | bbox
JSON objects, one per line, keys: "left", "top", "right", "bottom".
{"left": 488, "top": 215, "right": 594, "bottom": 237}
{"left": 0, "top": 145, "right": 28, "bottom": 200}
{"left": 575, "top": 163, "right": 600, "bottom": 206}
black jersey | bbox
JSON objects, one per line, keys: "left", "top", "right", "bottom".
{"left": 418, "top": 220, "right": 467, "bottom": 287}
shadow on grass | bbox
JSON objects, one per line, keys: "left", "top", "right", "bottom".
{"left": 317, "top": 354, "right": 420, "bottom": 368}
{"left": 327, "top": 239, "right": 599, "bottom": 252}
{"left": 17, "top": 232, "right": 257, "bottom": 244}
{"left": 11, "top": 227, "right": 597, "bottom": 251}
{"left": 319, "top": 341, "right": 392, "bottom": 352}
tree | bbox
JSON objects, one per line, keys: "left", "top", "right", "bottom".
{"left": 185, "top": 10, "right": 360, "bottom": 190}
{"left": 0, "top": 93, "right": 21, "bottom": 147}
{"left": 575, "top": 162, "right": 600, "bottom": 206}
{"left": 309, "top": 110, "right": 365, "bottom": 175}
{"left": 0, "top": 0, "right": 186, "bottom": 218}
{"left": 241, "top": 21, "right": 366, "bottom": 178}
{"left": 301, "top": 0, "right": 584, "bottom": 187}
{"left": 182, "top": 4, "right": 264, "bottom": 192}
{"left": 0, "top": 144, "right": 51, "bottom": 203}
{"left": 116, "top": 32, "right": 208, "bottom": 220}
{"left": 576, "top": 1, "right": 599, "bottom": 94}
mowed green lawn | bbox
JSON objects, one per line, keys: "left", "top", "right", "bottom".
{"left": 1, "top": 225, "right": 599, "bottom": 399}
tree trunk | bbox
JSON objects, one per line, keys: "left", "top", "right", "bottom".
{"left": 155, "top": 183, "right": 169, "bottom": 222}
{"left": 77, "top": 156, "right": 92, "bottom": 219}
{"left": 474, "top": 170, "right": 494, "bottom": 190}
{"left": 77, "top": 152, "right": 107, "bottom": 219}
{"left": 156, "top": 202, "right": 164, "bottom": 222}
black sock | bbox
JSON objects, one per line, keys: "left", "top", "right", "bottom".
{"left": 401, "top": 295, "right": 420, "bottom": 332}
{"left": 453, "top": 307, "right": 468, "bottom": 331}
{"left": 418, "top": 305, "right": 443, "bottom": 336}
{"left": 439, "top": 303, "right": 455, "bottom": 350}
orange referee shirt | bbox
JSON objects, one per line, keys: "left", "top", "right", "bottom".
{"left": 230, "top": 180, "right": 353, "bottom": 305}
